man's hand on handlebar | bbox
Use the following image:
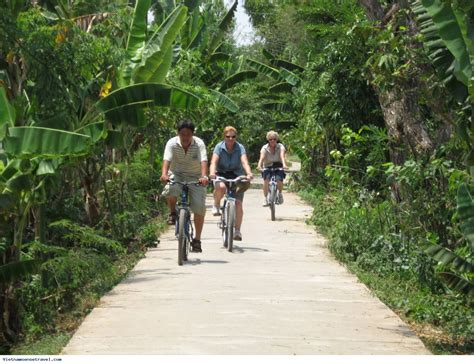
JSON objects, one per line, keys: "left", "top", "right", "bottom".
{"left": 199, "top": 176, "right": 209, "bottom": 186}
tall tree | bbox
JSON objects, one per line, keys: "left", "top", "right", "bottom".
{"left": 358, "top": 0, "right": 435, "bottom": 165}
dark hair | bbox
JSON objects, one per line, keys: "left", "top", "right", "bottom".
{"left": 177, "top": 119, "right": 195, "bottom": 133}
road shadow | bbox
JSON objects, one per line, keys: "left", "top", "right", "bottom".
{"left": 186, "top": 259, "right": 228, "bottom": 265}
{"left": 229, "top": 246, "right": 269, "bottom": 254}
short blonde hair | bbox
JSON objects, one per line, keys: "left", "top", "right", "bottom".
{"left": 266, "top": 130, "right": 279, "bottom": 141}
{"left": 223, "top": 126, "right": 237, "bottom": 137}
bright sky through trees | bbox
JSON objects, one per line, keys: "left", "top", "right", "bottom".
{"left": 225, "top": 0, "right": 255, "bottom": 46}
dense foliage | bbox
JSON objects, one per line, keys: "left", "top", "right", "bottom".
{"left": 0, "top": 0, "right": 473, "bottom": 355}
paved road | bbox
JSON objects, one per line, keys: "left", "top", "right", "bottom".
{"left": 63, "top": 188, "right": 430, "bottom": 354}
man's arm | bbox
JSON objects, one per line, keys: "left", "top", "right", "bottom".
{"left": 160, "top": 160, "right": 171, "bottom": 182}
{"left": 199, "top": 160, "right": 209, "bottom": 186}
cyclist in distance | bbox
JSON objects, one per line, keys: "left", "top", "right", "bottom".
{"left": 160, "top": 119, "right": 209, "bottom": 253}
{"left": 209, "top": 126, "right": 253, "bottom": 241}
{"left": 257, "top": 130, "right": 288, "bottom": 206}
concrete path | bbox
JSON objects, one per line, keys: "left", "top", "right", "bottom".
{"left": 63, "top": 188, "right": 430, "bottom": 354}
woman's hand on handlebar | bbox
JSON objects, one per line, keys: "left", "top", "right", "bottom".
{"left": 160, "top": 174, "right": 170, "bottom": 183}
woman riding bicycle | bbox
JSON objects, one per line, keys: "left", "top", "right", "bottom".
{"left": 257, "top": 130, "right": 288, "bottom": 207}
{"left": 209, "top": 126, "right": 253, "bottom": 241}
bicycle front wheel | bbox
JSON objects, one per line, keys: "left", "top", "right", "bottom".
{"left": 225, "top": 200, "right": 236, "bottom": 252}
{"left": 221, "top": 202, "right": 227, "bottom": 247}
{"left": 269, "top": 184, "right": 276, "bottom": 221}
{"left": 178, "top": 209, "right": 187, "bottom": 265}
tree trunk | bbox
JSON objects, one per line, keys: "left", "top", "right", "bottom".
{"left": 378, "top": 85, "right": 434, "bottom": 162}
{"left": 358, "top": 0, "right": 434, "bottom": 163}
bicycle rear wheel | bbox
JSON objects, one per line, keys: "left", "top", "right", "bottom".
{"left": 226, "top": 200, "right": 236, "bottom": 252}
{"left": 269, "top": 184, "right": 276, "bottom": 221}
{"left": 178, "top": 209, "right": 187, "bottom": 265}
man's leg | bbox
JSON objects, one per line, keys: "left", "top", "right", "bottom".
{"left": 167, "top": 196, "right": 177, "bottom": 211}
{"left": 194, "top": 214, "right": 204, "bottom": 240}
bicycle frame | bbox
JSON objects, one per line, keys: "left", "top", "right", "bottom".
{"left": 174, "top": 183, "right": 193, "bottom": 239}
{"left": 213, "top": 176, "right": 246, "bottom": 252}
{"left": 263, "top": 168, "right": 284, "bottom": 221}
{"left": 168, "top": 180, "right": 199, "bottom": 265}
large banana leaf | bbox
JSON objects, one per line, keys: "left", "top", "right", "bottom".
{"left": 4, "top": 127, "right": 92, "bottom": 158}
{"left": 279, "top": 68, "right": 301, "bottom": 86}
{"left": 457, "top": 183, "right": 474, "bottom": 250}
{"left": 0, "top": 259, "right": 42, "bottom": 283}
{"left": 210, "top": 52, "right": 232, "bottom": 63}
{"left": 75, "top": 121, "right": 106, "bottom": 143}
{"left": 269, "top": 82, "right": 294, "bottom": 93}
{"left": 184, "top": 0, "right": 201, "bottom": 12}
{"left": 272, "top": 59, "right": 305, "bottom": 73}
{"left": 208, "top": 0, "right": 238, "bottom": 54}
{"left": 134, "top": 5, "right": 188, "bottom": 83}
{"left": 184, "top": 7, "right": 204, "bottom": 50}
{"left": 95, "top": 83, "right": 201, "bottom": 115}
{"left": 104, "top": 104, "right": 148, "bottom": 127}
{"left": 418, "top": 0, "right": 472, "bottom": 87}
{"left": 262, "top": 48, "right": 276, "bottom": 61}
{"left": 425, "top": 244, "right": 474, "bottom": 273}
{"left": 424, "top": 183, "right": 474, "bottom": 297}
{"left": 5, "top": 172, "right": 31, "bottom": 192}
{"left": 134, "top": 46, "right": 174, "bottom": 84}
{"left": 209, "top": 90, "right": 239, "bottom": 113}
{"left": 0, "top": 87, "right": 15, "bottom": 140}
{"left": 120, "top": 0, "right": 152, "bottom": 87}
{"left": 411, "top": 1, "right": 467, "bottom": 102}
{"left": 438, "top": 272, "right": 474, "bottom": 297}
{"left": 246, "top": 59, "right": 281, "bottom": 81}
{"left": 262, "top": 102, "right": 292, "bottom": 112}
{"left": 219, "top": 71, "right": 258, "bottom": 92}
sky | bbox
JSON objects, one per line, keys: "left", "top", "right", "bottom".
{"left": 224, "top": 0, "right": 255, "bottom": 46}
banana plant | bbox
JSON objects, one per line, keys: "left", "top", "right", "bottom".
{"left": 425, "top": 184, "right": 474, "bottom": 300}
{"left": 411, "top": 0, "right": 474, "bottom": 299}
{"left": 411, "top": 0, "right": 473, "bottom": 144}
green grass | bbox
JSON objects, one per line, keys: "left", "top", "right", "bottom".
{"left": 297, "top": 187, "right": 474, "bottom": 354}
{"left": 12, "top": 333, "right": 71, "bottom": 355}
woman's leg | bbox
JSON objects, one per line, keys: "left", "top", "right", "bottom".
{"left": 263, "top": 179, "right": 270, "bottom": 197}
{"left": 213, "top": 182, "right": 226, "bottom": 207}
{"left": 235, "top": 199, "right": 243, "bottom": 230}
{"left": 277, "top": 180, "right": 284, "bottom": 192}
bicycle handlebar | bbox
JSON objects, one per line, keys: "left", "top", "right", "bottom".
{"left": 168, "top": 179, "right": 202, "bottom": 187}
{"left": 262, "top": 167, "right": 285, "bottom": 171}
{"left": 212, "top": 175, "right": 248, "bottom": 183}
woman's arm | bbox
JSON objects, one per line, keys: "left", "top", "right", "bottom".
{"left": 280, "top": 146, "right": 288, "bottom": 169}
{"left": 257, "top": 150, "right": 265, "bottom": 170}
{"left": 209, "top": 153, "right": 219, "bottom": 179}
{"left": 241, "top": 154, "right": 253, "bottom": 180}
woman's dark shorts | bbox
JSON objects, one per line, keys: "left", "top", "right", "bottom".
{"left": 262, "top": 169, "right": 286, "bottom": 181}
{"left": 215, "top": 171, "right": 250, "bottom": 201}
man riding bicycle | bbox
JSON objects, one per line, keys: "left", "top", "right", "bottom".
{"left": 160, "top": 119, "right": 209, "bottom": 253}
